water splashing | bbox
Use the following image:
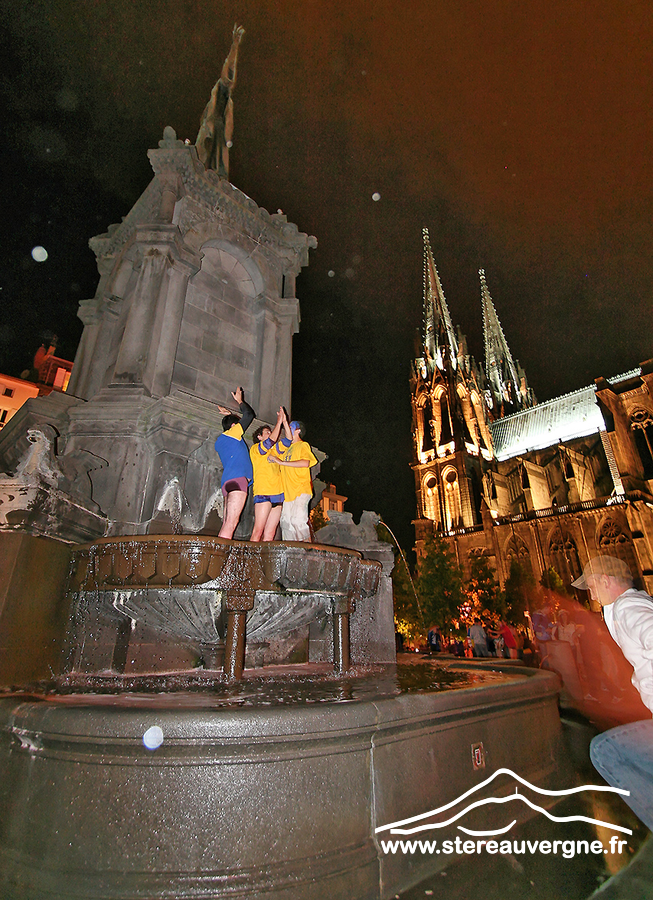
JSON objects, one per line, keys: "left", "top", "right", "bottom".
{"left": 378, "top": 519, "right": 426, "bottom": 633}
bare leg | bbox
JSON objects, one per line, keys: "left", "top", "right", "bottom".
{"left": 219, "top": 491, "right": 247, "bottom": 539}
{"left": 262, "top": 504, "right": 282, "bottom": 541}
{"left": 251, "top": 501, "right": 271, "bottom": 542}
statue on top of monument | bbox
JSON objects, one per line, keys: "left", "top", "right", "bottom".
{"left": 195, "top": 24, "right": 245, "bottom": 179}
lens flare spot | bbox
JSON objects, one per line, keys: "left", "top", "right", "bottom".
{"left": 31, "top": 246, "right": 48, "bottom": 262}
{"left": 143, "top": 725, "right": 164, "bottom": 750}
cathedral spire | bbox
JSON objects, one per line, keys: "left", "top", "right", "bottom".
{"left": 423, "top": 228, "right": 458, "bottom": 371}
{"left": 480, "top": 268, "right": 527, "bottom": 413}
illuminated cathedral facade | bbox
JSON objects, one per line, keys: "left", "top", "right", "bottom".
{"left": 411, "top": 228, "right": 653, "bottom": 594}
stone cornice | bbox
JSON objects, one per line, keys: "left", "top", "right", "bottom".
{"left": 89, "top": 180, "right": 162, "bottom": 260}
{"left": 89, "top": 141, "right": 316, "bottom": 274}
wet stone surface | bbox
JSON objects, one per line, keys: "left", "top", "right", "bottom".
{"left": 0, "top": 661, "right": 517, "bottom": 709}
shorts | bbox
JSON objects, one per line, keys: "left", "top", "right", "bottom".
{"left": 221, "top": 477, "right": 249, "bottom": 498}
{"left": 254, "top": 493, "right": 284, "bottom": 506}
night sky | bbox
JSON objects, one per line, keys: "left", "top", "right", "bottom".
{"left": 2, "top": 1, "right": 652, "bottom": 551}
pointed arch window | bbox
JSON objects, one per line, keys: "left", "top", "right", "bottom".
{"left": 548, "top": 527, "right": 581, "bottom": 587}
{"left": 422, "top": 472, "right": 440, "bottom": 522}
{"left": 438, "top": 395, "right": 455, "bottom": 456}
{"left": 506, "top": 534, "right": 534, "bottom": 576}
{"left": 421, "top": 398, "right": 434, "bottom": 455}
{"left": 597, "top": 518, "right": 638, "bottom": 577}
{"left": 442, "top": 466, "right": 462, "bottom": 530}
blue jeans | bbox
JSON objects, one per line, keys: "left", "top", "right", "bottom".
{"left": 590, "top": 720, "right": 653, "bottom": 831}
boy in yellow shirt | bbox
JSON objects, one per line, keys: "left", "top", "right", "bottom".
{"left": 268, "top": 417, "right": 317, "bottom": 542}
{"left": 249, "top": 406, "right": 290, "bottom": 541}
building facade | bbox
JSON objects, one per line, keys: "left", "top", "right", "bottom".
{"left": 0, "top": 345, "right": 74, "bottom": 431}
{"left": 412, "top": 229, "right": 653, "bottom": 594}
{"left": 0, "top": 376, "right": 39, "bottom": 430}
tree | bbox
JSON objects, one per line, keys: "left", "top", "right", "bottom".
{"left": 393, "top": 552, "right": 425, "bottom": 642}
{"left": 540, "top": 566, "right": 568, "bottom": 595}
{"left": 417, "top": 532, "right": 465, "bottom": 629}
{"left": 464, "top": 554, "right": 504, "bottom": 620}
{"left": 504, "top": 559, "right": 537, "bottom": 619}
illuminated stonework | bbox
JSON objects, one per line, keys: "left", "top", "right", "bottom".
{"left": 411, "top": 231, "right": 653, "bottom": 592}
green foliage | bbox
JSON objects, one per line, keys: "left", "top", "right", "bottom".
{"left": 375, "top": 523, "right": 393, "bottom": 545}
{"left": 504, "top": 559, "right": 537, "bottom": 618}
{"left": 393, "top": 554, "right": 424, "bottom": 638}
{"left": 417, "top": 532, "right": 465, "bottom": 628}
{"left": 464, "top": 554, "right": 504, "bottom": 619}
{"left": 540, "top": 566, "right": 567, "bottom": 594}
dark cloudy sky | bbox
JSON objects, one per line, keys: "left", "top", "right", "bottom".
{"left": 2, "top": 1, "right": 652, "bottom": 550}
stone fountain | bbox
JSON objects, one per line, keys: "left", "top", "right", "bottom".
{"left": 65, "top": 535, "right": 382, "bottom": 679}
{"left": 0, "top": 50, "right": 568, "bottom": 900}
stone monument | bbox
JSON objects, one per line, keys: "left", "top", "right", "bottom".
{"left": 0, "top": 40, "right": 318, "bottom": 682}
{"left": 0, "top": 125, "right": 315, "bottom": 538}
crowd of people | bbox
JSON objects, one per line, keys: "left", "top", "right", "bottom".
{"left": 414, "top": 618, "right": 535, "bottom": 661}
{"left": 215, "top": 387, "right": 316, "bottom": 542}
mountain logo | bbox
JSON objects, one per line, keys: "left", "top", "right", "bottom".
{"left": 375, "top": 767, "right": 632, "bottom": 838}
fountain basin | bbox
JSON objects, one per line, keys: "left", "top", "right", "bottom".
{"left": 65, "top": 536, "right": 382, "bottom": 678}
{"left": 0, "top": 664, "right": 566, "bottom": 900}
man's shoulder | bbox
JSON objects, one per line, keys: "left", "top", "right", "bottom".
{"left": 613, "top": 589, "right": 653, "bottom": 625}
{"left": 616, "top": 588, "right": 653, "bottom": 607}
{"left": 291, "top": 439, "right": 311, "bottom": 454}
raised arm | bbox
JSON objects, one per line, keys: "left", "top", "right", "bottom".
{"left": 239, "top": 401, "right": 255, "bottom": 432}
{"left": 280, "top": 407, "right": 292, "bottom": 441}
{"left": 268, "top": 407, "right": 285, "bottom": 444}
{"left": 230, "top": 386, "right": 255, "bottom": 432}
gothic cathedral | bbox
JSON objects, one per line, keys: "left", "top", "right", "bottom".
{"left": 411, "top": 229, "right": 653, "bottom": 595}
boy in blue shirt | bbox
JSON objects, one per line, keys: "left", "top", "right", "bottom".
{"left": 215, "top": 387, "right": 255, "bottom": 539}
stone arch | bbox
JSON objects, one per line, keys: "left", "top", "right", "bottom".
{"left": 183, "top": 224, "right": 268, "bottom": 291}
{"left": 197, "top": 241, "right": 264, "bottom": 298}
{"left": 415, "top": 392, "right": 434, "bottom": 458}
{"left": 547, "top": 526, "right": 581, "bottom": 586}
{"left": 422, "top": 470, "right": 440, "bottom": 521}
{"left": 442, "top": 465, "right": 462, "bottom": 530}
{"left": 176, "top": 239, "right": 269, "bottom": 408}
{"left": 505, "top": 533, "right": 530, "bottom": 560}
{"left": 505, "top": 533, "right": 535, "bottom": 578}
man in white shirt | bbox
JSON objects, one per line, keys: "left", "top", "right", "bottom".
{"left": 572, "top": 555, "right": 653, "bottom": 830}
